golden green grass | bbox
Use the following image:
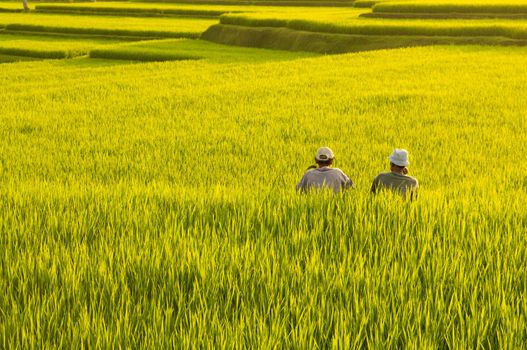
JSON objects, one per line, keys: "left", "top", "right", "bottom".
{"left": 220, "top": 12, "right": 527, "bottom": 39}
{"left": 373, "top": 0, "right": 527, "bottom": 13}
{"left": 1, "top": 44, "right": 527, "bottom": 348}
{"left": 0, "top": 1, "right": 30, "bottom": 10}
{"left": 89, "top": 38, "right": 317, "bottom": 61}
{"left": 33, "top": 1, "right": 296, "bottom": 13}
{"left": 0, "top": 33, "right": 123, "bottom": 58}
{"left": 33, "top": 2, "right": 369, "bottom": 20}
{"left": 0, "top": 12, "right": 217, "bottom": 37}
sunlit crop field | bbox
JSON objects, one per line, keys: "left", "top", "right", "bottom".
{"left": 221, "top": 12, "right": 527, "bottom": 38}
{"left": 0, "top": 33, "right": 123, "bottom": 58}
{"left": 2, "top": 0, "right": 527, "bottom": 346}
{"left": 0, "top": 12, "right": 217, "bottom": 37}
{"left": 1, "top": 42, "right": 527, "bottom": 347}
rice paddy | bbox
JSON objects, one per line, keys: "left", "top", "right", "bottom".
{"left": 0, "top": 12, "right": 217, "bottom": 38}
{"left": 1, "top": 0, "right": 527, "bottom": 347}
{"left": 0, "top": 33, "right": 123, "bottom": 58}
{"left": 89, "top": 38, "right": 317, "bottom": 61}
{"left": 220, "top": 12, "right": 527, "bottom": 39}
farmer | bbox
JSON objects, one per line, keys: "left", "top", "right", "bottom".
{"left": 371, "top": 148, "right": 419, "bottom": 200}
{"left": 296, "top": 147, "right": 354, "bottom": 193}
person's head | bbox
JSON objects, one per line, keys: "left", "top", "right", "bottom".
{"left": 388, "top": 149, "right": 410, "bottom": 174}
{"left": 315, "top": 147, "right": 335, "bottom": 167}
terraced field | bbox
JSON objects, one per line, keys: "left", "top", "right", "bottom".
{"left": 1, "top": 0, "right": 527, "bottom": 348}
{"left": 0, "top": 33, "right": 124, "bottom": 58}
{"left": 0, "top": 12, "right": 217, "bottom": 38}
{"left": 89, "top": 38, "right": 317, "bottom": 61}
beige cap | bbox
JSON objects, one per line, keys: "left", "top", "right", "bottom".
{"left": 315, "top": 147, "right": 335, "bottom": 162}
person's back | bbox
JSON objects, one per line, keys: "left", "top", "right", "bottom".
{"left": 371, "top": 171, "right": 418, "bottom": 199}
{"left": 296, "top": 147, "right": 354, "bottom": 194}
{"left": 371, "top": 148, "right": 419, "bottom": 200}
{"left": 297, "top": 167, "right": 353, "bottom": 193}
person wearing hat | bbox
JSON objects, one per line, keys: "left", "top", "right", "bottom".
{"left": 371, "top": 148, "right": 419, "bottom": 200}
{"left": 296, "top": 147, "right": 354, "bottom": 193}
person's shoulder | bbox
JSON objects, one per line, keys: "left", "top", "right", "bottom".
{"left": 374, "top": 172, "right": 391, "bottom": 180}
{"left": 331, "top": 167, "right": 351, "bottom": 177}
{"left": 302, "top": 169, "right": 317, "bottom": 178}
{"left": 406, "top": 175, "right": 418, "bottom": 185}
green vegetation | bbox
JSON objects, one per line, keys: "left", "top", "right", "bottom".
{"left": 1, "top": 45, "right": 527, "bottom": 347}
{"left": 0, "top": 12, "right": 217, "bottom": 38}
{"left": 0, "top": 33, "right": 123, "bottom": 58}
{"left": 368, "top": 1, "right": 527, "bottom": 19}
{"left": 2, "top": 0, "right": 527, "bottom": 348}
{"left": 0, "top": 1, "right": 31, "bottom": 12}
{"left": 353, "top": 0, "right": 380, "bottom": 8}
{"left": 35, "top": 4, "right": 238, "bottom": 18}
{"left": 373, "top": 1, "right": 527, "bottom": 14}
{"left": 203, "top": 23, "right": 527, "bottom": 53}
{"left": 136, "top": 0, "right": 355, "bottom": 7}
{"left": 0, "top": 52, "right": 35, "bottom": 62}
{"left": 220, "top": 13, "right": 527, "bottom": 40}
{"left": 90, "top": 38, "right": 317, "bottom": 61}
{"left": 33, "top": 1, "right": 262, "bottom": 12}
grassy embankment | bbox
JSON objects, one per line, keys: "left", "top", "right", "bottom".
{"left": 89, "top": 38, "right": 317, "bottom": 61}
{"left": 34, "top": 4, "right": 240, "bottom": 17}
{"left": 219, "top": 13, "right": 527, "bottom": 39}
{"left": 0, "top": 33, "right": 124, "bottom": 58}
{"left": 204, "top": 9, "right": 527, "bottom": 52}
{"left": 0, "top": 11, "right": 218, "bottom": 60}
{"left": 0, "top": 1, "right": 33, "bottom": 12}
{"left": 134, "top": 0, "right": 355, "bottom": 7}
{"left": 0, "top": 12, "right": 216, "bottom": 38}
{"left": 1, "top": 45, "right": 527, "bottom": 348}
{"left": 368, "top": 1, "right": 527, "bottom": 19}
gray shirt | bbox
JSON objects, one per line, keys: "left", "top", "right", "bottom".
{"left": 371, "top": 171, "right": 419, "bottom": 200}
{"left": 297, "top": 167, "right": 354, "bottom": 193}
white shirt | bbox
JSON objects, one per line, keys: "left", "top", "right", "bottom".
{"left": 296, "top": 167, "right": 354, "bottom": 193}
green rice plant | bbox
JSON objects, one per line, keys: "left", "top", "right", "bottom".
{"left": 28, "top": 1, "right": 305, "bottom": 13}
{"left": 0, "top": 44, "right": 527, "bottom": 347}
{"left": 0, "top": 33, "right": 123, "bottom": 58}
{"left": 5, "top": 23, "right": 202, "bottom": 38}
{"left": 0, "top": 1, "right": 32, "bottom": 11}
{"left": 135, "top": 0, "right": 355, "bottom": 6}
{"left": 35, "top": 5, "right": 236, "bottom": 18}
{"left": 353, "top": 0, "right": 380, "bottom": 8}
{"left": 90, "top": 47, "right": 201, "bottom": 61}
{"left": 90, "top": 38, "right": 317, "bottom": 62}
{"left": 373, "top": 1, "right": 527, "bottom": 14}
{"left": 0, "top": 46, "right": 75, "bottom": 58}
{"left": 203, "top": 23, "right": 527, "bottom": 53}
{"left": 0, "top": 52, "right": 36, "bottom": 62}
{"left": 0, "top": 12, "right": 217, "bottom": 38}
{"left": 220, "top": 13, "right": 527, "bottom": 39}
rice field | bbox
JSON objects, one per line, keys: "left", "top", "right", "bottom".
{"left": 2, "top": 44, "right": 527, "bottom": 348}
{"left": 373, "top": 1, "right": 527, "bottom": 14}
{"left": 0, "top": 12, "right": 217, "bottom": 38}
{"left": 0, "top": 1, "right": 30, "bottom": 11}
{"left": 89, "top": 38, "right": 317, "bottom": 61}
{"left": 1, "top": 1, "right": 527, "bottom": 348}
{"left": 0, "top": 33, "right": 123, "bottom": 58}
{"left": 220, "top": 12, "right": 527, "bottom": 39}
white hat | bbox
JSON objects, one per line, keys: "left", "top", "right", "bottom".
{"left": 315, "top": 147, "right": 335, "bottom": 162}
{"left": 388, "top": 148, "right": 410, "bottom": 167}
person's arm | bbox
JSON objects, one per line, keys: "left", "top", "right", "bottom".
{"left": 296, "top": 174, "right": 308, "bottom": 192}
{"left": 409, "top": 180, "right": 419, "bottom": 201}
{"left": 342, "top": 177, "right": 355, "bottom": 190}
{"left": 337, "top": 170, "right": 354, "bottom": 191}
{"left": 371, "top": 176, "right": 379, "bottom": 194}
